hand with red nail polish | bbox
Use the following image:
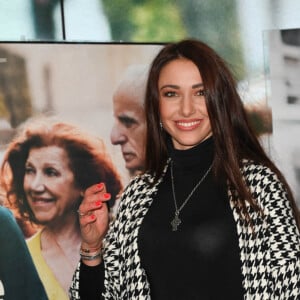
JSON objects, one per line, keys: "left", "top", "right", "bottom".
{"left": 77, "top": 182, "right": 111, "bottom": 260}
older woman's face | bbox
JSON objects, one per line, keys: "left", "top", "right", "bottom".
{"left": 23, "top": 146, "right": 82, "bottom": 224}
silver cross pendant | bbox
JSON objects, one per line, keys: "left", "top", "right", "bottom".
{"left": 171, "top": 211, "right": 181, "bottom": 231}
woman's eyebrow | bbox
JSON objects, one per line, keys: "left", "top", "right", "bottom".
{"left": 160, "top": 83, "right": 204, "bottom": 90}
{"left": 159, "top": 84, "right": 179, "bottom": 90}
{"left": 192, "top": 83, "right": 204, "bottom": 89}
{"left": 160, "top": 82, "right": 204, "bottom": 90}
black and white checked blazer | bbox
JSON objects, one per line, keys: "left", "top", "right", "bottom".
{"left": 70, "top": 160, "right": 300, "bottom": 299}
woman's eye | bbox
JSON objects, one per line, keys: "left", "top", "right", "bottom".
{"left": 196, "top": 89, "right": 206, "bottom": 96}
{"left": 25, "top": 166, "right": 35, "bottom": 174}
{"left": 45, "top": 168, "right": 59, "bottom": 177}
{"left": 164, "top": 91, "right": 177, "bottom": 97}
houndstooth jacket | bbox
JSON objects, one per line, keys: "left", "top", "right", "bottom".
{"left": 70, "top": 160, "right": 300, "bottom": 299}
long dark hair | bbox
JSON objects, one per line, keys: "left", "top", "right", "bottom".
{"left": 145, "top": 39, "right": 299, "bottom": 228}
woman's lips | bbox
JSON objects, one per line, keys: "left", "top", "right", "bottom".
{"left": 30, "top": 197, "right": 55, "bottom": 208}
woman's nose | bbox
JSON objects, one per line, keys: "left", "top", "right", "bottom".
{"left": 30, "top": 175, "right": 45, "bottom": 192}
{"left": 180, "top": 95, "right": 195, "bottom": 117}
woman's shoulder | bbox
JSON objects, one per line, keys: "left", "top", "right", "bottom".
{"left": 122, "top": 172, "right": 156, "bottom": 195}
{"left": 240, "top": 159, "right": 291, "bottom": 208}
{"left": 240, "top": 159, "right": 279, "bottom": 182}
{"left": 27, "top": 230, "right": 42, "bottom": 251}
{"left": 115, "top": 172, "right": 159, "bottom": 217}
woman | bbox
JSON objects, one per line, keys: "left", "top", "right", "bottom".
{"left": 70, "top": 39, "right": 300, "bottom": 299}
{"left": 0, "top": 205, "right": 48, "bottom": 300}
{"left": 1, "top": 118, "right": 122, "bottom": 300}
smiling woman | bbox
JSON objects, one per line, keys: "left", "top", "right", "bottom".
{"left": 23, "top": 146, "right": 83, "bottom": 225}
{"left": 0, "top": 117, "right": 122, "bottom": 300}
{"left": 70, "top": 39, "right": 300, "bottom": 300}
{"left": 158, "top": 58, "right": 212, "bottom": 150}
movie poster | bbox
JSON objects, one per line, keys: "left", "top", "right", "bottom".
{"left": 0, "top": 42, "right": 162, "bottom": 299}
{"left": 0, "top": 42, "right": 163, "bottom": 179}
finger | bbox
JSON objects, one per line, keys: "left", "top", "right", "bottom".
{"left": 79, "top": 192, "right": 111, "bottom": 213}
{"left": 79, "top": 213, "right": 97, "bottom": 226}
{"left": 78, "top": 200, "right": 103, "bottom": 216}
{"left": 81, "top": 183, "right": 110, "bottom": 206}
{"left": 84, "top": 182, "right": 106, "bottom": 198}
{"left": 80, "top": 205, "right": 109, "bottom": 229}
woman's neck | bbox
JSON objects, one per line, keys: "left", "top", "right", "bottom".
{"left": 40, "top": 217, "right": 81, "bottom": 294}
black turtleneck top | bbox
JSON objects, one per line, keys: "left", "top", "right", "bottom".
{"left": 138, "top": 137, "right": 244, "bottom": 299}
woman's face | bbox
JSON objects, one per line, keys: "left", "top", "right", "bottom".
{"left": 158, "top": 58, "right": 212, "bottom": 150}
{"left": 23, "top": 146, "right": 82, "bottom": 224}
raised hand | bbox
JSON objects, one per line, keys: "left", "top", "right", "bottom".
{"left": 77, "top": 183, "right": 110, "bottom": 265}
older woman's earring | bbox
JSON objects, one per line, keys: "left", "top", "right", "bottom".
{"left": 160, "top": 121, "right": 163, "bottom": 129}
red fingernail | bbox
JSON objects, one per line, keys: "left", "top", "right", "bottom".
{"left": 97, "top": 183, "right": 104, "bottom": 189}
{"left": 103, "top": 193, "right": 111, "bottom": 200}
{"left": 95, "top": 200, "right": 102, "bottom": 207}
{"left": 90, "top": 215, "right": 96, "bottom": 220}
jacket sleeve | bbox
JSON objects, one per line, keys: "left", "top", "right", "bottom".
{"left": 69, "top": 261, "right": 82, "bottom": 300}
{"left": 69, "top": 208, "right": 125, "bottom": 300}
{"left": 262, "top": 171, "right": 300, "bottom": 299}
{"left": 246, "top": 164, "right": 300, "bottom": 299}
{"left": 101, "top": 177, "right": 140, "bottom": 299}
{"left": 69, "top": 178, "right": 138, "bottom": 300}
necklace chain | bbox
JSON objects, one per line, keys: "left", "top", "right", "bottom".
{"left": 170, "top": 160, "right": 213, "bottom": 231}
